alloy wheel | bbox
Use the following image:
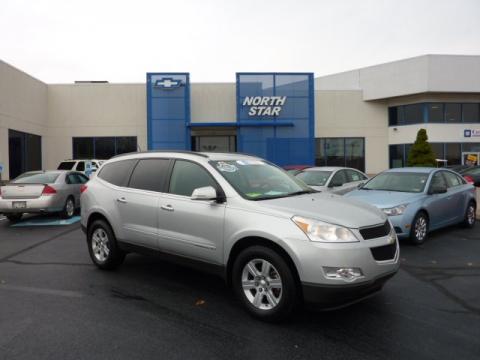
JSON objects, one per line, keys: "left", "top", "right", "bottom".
{"left": 66, "top": 199, "right": 75, "bottom": 217}
{"left": 92, "top": 228, "right": 110, "bottom": 262}
{"left": 241, "top": 259, "right": 282, "bottom": 310}
{"left": 415, "top": 216, "right": 427, "bottom": 241}
{"left": 467, "top": 205, "right": 475, "bottom": 226}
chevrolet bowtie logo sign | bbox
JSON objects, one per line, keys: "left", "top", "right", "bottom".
{"left": 154, "top": 77, "right": 183, "bottom": 89}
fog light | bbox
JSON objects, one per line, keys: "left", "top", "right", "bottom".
{"left": 323, "top": 267, "right": 364, "bottom": 282}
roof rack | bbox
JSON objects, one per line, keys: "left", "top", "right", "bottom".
{"left": 110, "top": 150, "right": 210, "bottom": 159}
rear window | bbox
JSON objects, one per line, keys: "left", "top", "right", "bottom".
{"left": 13, "top": 172, "right": 60, "bottom": 184}
{"left": 57, "top": 161, "right": 75, "bottom": 170}
{"left": 97, "top": 159, "right": 137, "bottom": 187}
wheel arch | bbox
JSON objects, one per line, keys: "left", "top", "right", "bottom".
{"left": 87, "top": 211, "right": 115, "bottom": 236}
{"left": 226, "top": 236, "right": 302, "bottom": 295}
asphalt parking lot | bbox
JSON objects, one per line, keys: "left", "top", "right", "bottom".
{"left": 0, "top": 216, "right": 479, "bottom": 360}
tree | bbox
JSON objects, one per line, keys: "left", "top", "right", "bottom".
{"left": 407, "top": 129, "right": 437, "bottom": 167}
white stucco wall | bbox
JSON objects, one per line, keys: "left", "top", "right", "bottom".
{"left": 0, "top": 60, "right": 48, "bottom": 180}
{"left": 45, "top": 83, "right": 147, "bottom": 170}
{"left": 315, "top": 90, "right": 389, "bottom": 174}
{"left": 190, "top": 83, "right": 236, "bottom": 123}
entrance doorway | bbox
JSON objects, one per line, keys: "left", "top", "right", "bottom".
{"left": 8, "top": 129, "right": 42, "bottom": 179}
{"left": 462, "top": 152, "right": 480, "bottom": 166}
{"left": 191, "top": 126, "right": 237, "bottom": 153}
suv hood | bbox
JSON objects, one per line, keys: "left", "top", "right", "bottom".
{"left": 257, "top": 193, "right": 387, "bottom": 229}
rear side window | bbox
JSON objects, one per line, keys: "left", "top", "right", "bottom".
{"left": 346, "top": 169, "right": 367, "bottom": 182}
{"left": 57, "top": 162, "right": 75, "bottom": 170}
{"left": 330, "top": 170, "right": 347, "bottom": 187}
{"left": 76, "top": 173, "right": 89, "bottom": 183}
{"left": 128, "top": 159, "right": 170, "bottom": 192}
{"left": 443, "top": 171, "right": 464, "bottom": 188}
{"left": 169, "top": 160, "right": 217, "bottom": 197}
{"left": 98, "top": 160, "right": 137, "bottom": 187}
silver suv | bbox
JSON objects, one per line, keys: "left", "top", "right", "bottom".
{"left": 81, "top": 151, "right": 399, "bottom": 321}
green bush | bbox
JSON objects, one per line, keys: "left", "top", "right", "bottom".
{"left": 407, "top": 129, "right": 436, "bottom": 167}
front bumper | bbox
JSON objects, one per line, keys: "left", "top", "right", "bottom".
{"left": 0, "top": 196, "right": 63, "bottom": 214}
{"left": 388, "top": 214, "right": 413, "bottom": 238}
{"left": 302, "top": 271, "right": 397, "bottom": 308}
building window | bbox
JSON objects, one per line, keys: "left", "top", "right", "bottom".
{"left": 445, "top": 143, "right": 461, "bottom": 165}
{"left": 315, "top": 138, "right": 365, "bottom": 172}
{"left": 389, "top": 144, "right": 405, "bottom": 168}
{"left": 8, "top": 129, "right": 42, "bottom": 179}
{"left": 463, "top": 103, "right": 480, "bottom": 123}
{"left": 390, "top": 142, "right": 480, "bottom": 168}
{"left": 428, "top": 103, "right": 444, "bottom": 123}
{"left": 389, "top": 102, "right": 480, "bottom": 126}
{"left": 72, "top": 137, "right": 137, "bottom": 159}
{"left": 445, "top": 103, "right": 461, "bottom": 123}
{"left": 404, "top": 104, "right": 424, "bottom": 125}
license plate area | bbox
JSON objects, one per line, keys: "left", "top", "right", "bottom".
{"left": 12, "top": 201, "right": 27, "bottom": 209}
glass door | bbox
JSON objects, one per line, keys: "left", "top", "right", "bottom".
{"left": 193, "top": 136, "right": 236, "bottom": 153}
{"left": 462, "top": 152, "right": 480, "bottom": 166}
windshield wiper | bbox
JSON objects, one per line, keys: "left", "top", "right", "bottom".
{"left": 250, "top": 189, "right": 316, "bottom": 201}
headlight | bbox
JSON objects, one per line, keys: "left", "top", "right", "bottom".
{"left": 382, "top": 204, "right": 407, "bottom": 216}
{"left": 292, "top": 216, "right": 359, "bottom": 243}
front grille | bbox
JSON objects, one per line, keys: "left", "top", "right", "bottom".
{"left": 370, "top": 243, "right": 397, "bottom": 261}
{"left": 359, "top": 221, "right": 391, "bottom": 240}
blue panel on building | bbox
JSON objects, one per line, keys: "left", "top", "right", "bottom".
{"left": 146, "top": 73, "right": 190, "bottom": 150}
{"left": 236, "top": 73, "right": 315, "bottom": 166}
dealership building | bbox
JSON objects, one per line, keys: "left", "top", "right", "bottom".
{"left": 1, "top": 54, "right": 480, "bottom": 180}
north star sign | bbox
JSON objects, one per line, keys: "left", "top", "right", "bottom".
{"left": 242, "top": 96, "right": 287, "bottom": 116}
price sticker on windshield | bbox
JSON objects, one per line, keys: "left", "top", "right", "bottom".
{"left": 216, "top": 162, "right": 238, "bottom": 173}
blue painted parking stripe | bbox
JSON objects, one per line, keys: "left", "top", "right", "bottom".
{"left": 11, "top": 216, "right": 81, "bottom": 227}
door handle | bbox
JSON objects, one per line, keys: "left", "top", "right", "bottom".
{"left": 161, "top": 204, "right": 174, "bottom": 212}
{"left": 116, "top": 197, "right": 127, "bottom": 204}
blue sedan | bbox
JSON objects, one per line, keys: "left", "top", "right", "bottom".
{"left": 346, "top": 168, "right": 476, "bottom": 244}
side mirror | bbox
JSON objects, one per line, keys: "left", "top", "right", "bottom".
{"left": 429, "top": 184, "right": 447, "bottom": 195}
{"left": 357, "top": 182, "right": 364, "bottom": 189}
{"left": 191, "top": 186, "right": 218, "bottom": 201}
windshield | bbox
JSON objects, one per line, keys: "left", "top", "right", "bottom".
{"left": 13, "top": 172, "right": 60, "bottom": 184}
{"left": 363, "top": 172, "right": 429, "bottom": 193}
{"left": 296, "top": 170, "right": 332, "bottom": 186}
{"left": 211, "top": 160, "right": 313, "bottom": 200}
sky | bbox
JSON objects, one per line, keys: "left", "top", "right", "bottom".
{"left": 1, "top": 0, "right": 480, "bottom": 83}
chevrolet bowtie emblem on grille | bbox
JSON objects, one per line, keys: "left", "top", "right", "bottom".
{"left": 154, "top": 77, "right": 182, "bottom": 89}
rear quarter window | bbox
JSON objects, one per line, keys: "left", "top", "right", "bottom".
{"left": 97, "top": 159, "right": 137, "bottom": 187}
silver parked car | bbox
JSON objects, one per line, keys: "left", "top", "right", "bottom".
{"left": 0, "top": 170, "right": 89, "bottom": 222}
{"left": 295, "top": 167, "right": 369, "bottom": 195}
{"left": 81, "top": 152, "right": 399, "bottom": 321}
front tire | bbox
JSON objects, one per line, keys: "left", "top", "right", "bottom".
{"left": 410, "top": 212, "right": 429, "bottom": 245}
{"left": 6, "top": 213, "right": 23, "bottom": 222}
{"left": 232, "top": 245, "right": 299, "bottom": 322}
{"left": 462, "top": 202, "right": 476, "bottom": 228}
{"left": 87, "top": 220, "right": 125, "bottom": 270}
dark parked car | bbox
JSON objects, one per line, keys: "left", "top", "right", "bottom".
{"left": 460, "top": 166, "right": 480, "bottom": 186}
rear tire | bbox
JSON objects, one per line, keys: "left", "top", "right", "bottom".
{"left": 232, "top": 245, "right": 299, "bottom": 322}
{"left": 60, "top": 197, "right": 75, "bottom": 219}
{"left": 87, "top": 219, "right": 125, "bottom": 270}
{"left": 409, "top": 211, "right": 429, "bottom": 245}
{"left": 462, "top": 201, "right": 476, "bottom": 228}
{"left": 6, "top": 213, "right": 23, "bottom": 222}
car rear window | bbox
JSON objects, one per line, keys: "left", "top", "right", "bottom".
{"left": 13, "top": 173, "right": 60, "bottom": 184}
{"left": 57, "top": 161, "right": 75, "bottom": 170}
{"left": 97, "top": 159, "right": 137, "bottom": 187}
{"left": 296, "top": 170, "right": 332, "bottom": 186}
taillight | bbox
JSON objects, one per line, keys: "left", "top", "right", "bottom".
{"left": 80, "top": 184, "right": 88, "bottom": 193}
{"left": 464, "top": 175, "right": 475, "bottom": 185}
{"left": 42, "top": 185, "right": 57, "bottom": 195}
